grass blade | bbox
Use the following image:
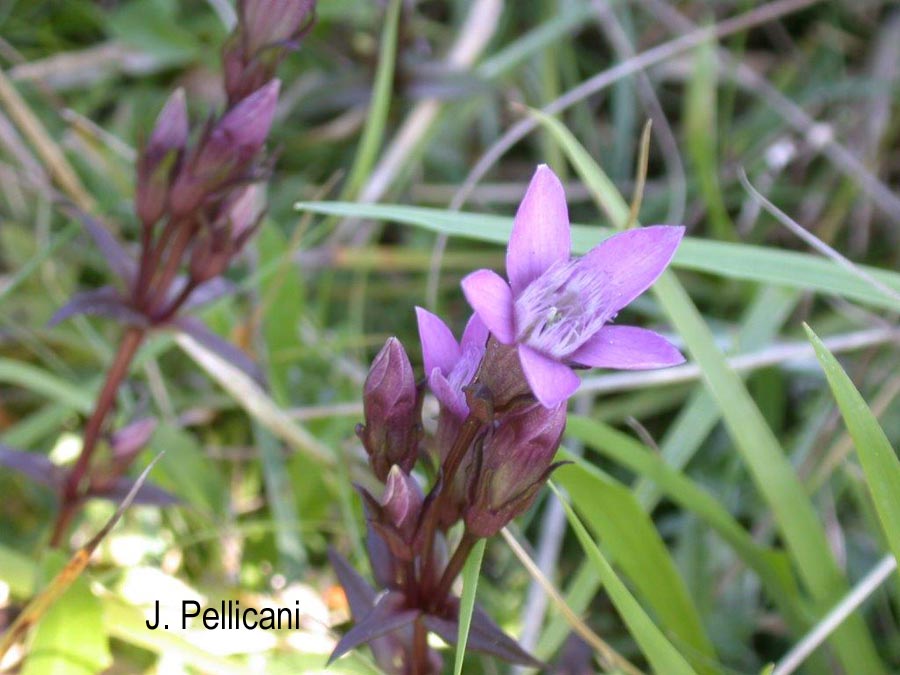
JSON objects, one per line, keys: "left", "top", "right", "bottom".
{"left": 551, "top": 483, "right": 699, "bottom": 675}
{"left": 804, "top": 324, "right": 900, "bottom": 564}
{"left": 294, "top": 201, "right": 900, "bottom": 311}
{"left": 454, "top": 538, "right": 486, "bottom": 675}
{"left": 554, "top": 461, "right": 717, "bottom": 672}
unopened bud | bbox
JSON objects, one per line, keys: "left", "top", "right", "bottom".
{"left": 464, "top": 403, "right": 566, "bottom": 537}
{"left": 169, "top": 80, "right": 280, "bottom": 215}
{"left": 381, "top": 466, "right": 424, "bottom": 542}
{"left": 225, "top": 1, "right": 315, "bottom": 102}
{"left": 110, "top": 418, "right": 158, "bottom": 464}
{"left": 136, "top": 89, "right": 189, "bottom": 227}
{"left": 357, "top": 466, "right": 425, "bottom": 563}
{"left": 358, "top": 338, "right": 421, "bottom": 481}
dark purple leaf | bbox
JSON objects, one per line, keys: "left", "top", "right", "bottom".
{"left": 0, "top": 444, "right": 62, "bottom": 489}
{"left": 550, "top": 633, "right": 594, "bottom": 675}
{"left": 48, "top": 286, "right": 147, "bottom": 328}
{"left": 171, "top": 316, "right": 263, "bottom": 383}
{"left": 97, "top": 477, "right": 180, "bottom": 507}
{"left": 61, "top": 205, "right": 137, "bottom": 284}
{"left": 365, "top": 521, "right": 396, "bottom": 590}
{"left": 182, "top": 277, "right": 235, "bottom": 311}
{"left": 423, "top": 603, "right": 542, "bottom": 667}
{"left": 328, "top": 547, "right": 377, "bottom": 617}
{"left": 328, "top": 591, "right": 419, "bottom": 665}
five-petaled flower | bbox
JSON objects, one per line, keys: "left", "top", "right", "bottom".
{"left": 415, "top": 308, "right": 487, "bottom": 419}
{"left": 461, "top": 164, "right": 685, "bottom": 408}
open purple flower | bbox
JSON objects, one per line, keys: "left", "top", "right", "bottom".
{"left": 461, "top": 164, "right": 684, "bottom": 408}
{"left": 415, "top": 308, "right": 488, "bottom": 419}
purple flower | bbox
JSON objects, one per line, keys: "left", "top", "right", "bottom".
{"left": 461, "top": 165, "right": 684, "bottom": 408}
{"left": 415, "top": 308, "right": 488, "bottom": 419}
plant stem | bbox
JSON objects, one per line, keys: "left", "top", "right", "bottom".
{"left": 411, "top": 618, "right": 429, "bottom": 674}
{"left": 432, "top": 531, "right": 478, "bottom": 603}
{"left": 417, "top": 414, "right": 483, "bottom": 592}
{"left": 50, "top": 326, "right": 146, "bottom": 547}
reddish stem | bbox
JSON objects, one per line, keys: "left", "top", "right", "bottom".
{"left": 431, "top": 531, "right": 478, "bottom": 605}
{"left": 50, "top": 327, "right": 146, "bottom": 547}
{"left": 416, "top": 414, "right": 482, "bottom": 591}
{"left": 411, "top": 618, "right": 429, "bottom": 674}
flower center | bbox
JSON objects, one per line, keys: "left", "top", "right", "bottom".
{"left": 514, "top": 258, "right": 611, "bottom": 359}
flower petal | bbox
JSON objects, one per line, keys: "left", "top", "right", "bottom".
{"left": 460, "top": 312, "right": 489, "bottom": 351}
{"left": 429, "top": 371, "right": 468, "bottom": 419}
{"left": 461, "top": 270, "right": 516, "bottom": 344}
{"left": 570, "top": 325, "right": 685, "bottom": 369}
{"left": 517, "top": 345, "right": 579, "bottom": 408}
{"left": 580, "top": 225, "right": 684, "bottom": 313}
{"left": 507, "top": 165, "right": 571, "bottom": 294}
{"left": 415, "top": 307, "right": 460, "bottom": 376}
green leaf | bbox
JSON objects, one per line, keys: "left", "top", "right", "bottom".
{"left": 107, "top": 0, "right": 199, "bottom": 65}
{"left": 552, "top": 484, "right": 699, "bottom": 675}
{"left": 554, "top": 461, "right": 717, "bottom": 672}
{"left": 293, "top": 202, "right": 900, "bottom": 311}
{"left": 805, "top": 324, "right": 900, "bottom": 565}
{"left": 149, "top": 424, "right": 223, "bottom": 514}
{"left": 22, "top": 555, "right": 110, "bottom": 675}
{"left": 563, "top": 418, "right": 800, "bottom": 622}
{"left": 0, "top": 359, "right": 94, "bottom": 413}
{"left": 343, "top": 0, "right": 402, "bottom": 197}
{"left": 685, "top": 39, "right": 734, "bottom": 240}
{"left": 454, "top": 539, "right": 487, "bottom": 675}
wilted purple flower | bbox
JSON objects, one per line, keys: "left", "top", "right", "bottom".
{"left": 464, "top": 402, "right": 566, "bottom": 538}
{"left": 169, "top": 80, "right": 280, "bottom": 215}
{"left": 225, "top": 1, "right": 314, "bottom": 103}
{"left": 358, "top": 338, "right": 421, "bottom": 481}
{"left": 240, "top": 0, "right": 315, "bottom": 54}
{"left": 135, "top": 89, "right": 189, "bottom": 227}
{"left": 462, "top": 165, "right": 684, "bottom": 408}
{"left": 415, "top": 308, "right": 488, "bottom": 420}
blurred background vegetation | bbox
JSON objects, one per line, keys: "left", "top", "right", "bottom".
{"left": 0, "top": 0, "right": 899, "bottom": 673}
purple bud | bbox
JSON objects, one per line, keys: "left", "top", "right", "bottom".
{"left": 110, "top": 418, "right": 158, "bottom": 461}
{"left": 464, "top": 403, "right": 566, "bottom": 537}
{"left": 239, "top": 0, "right": 315, "bottom": 55}
{"left": 224, "top": 2, "right": 314, "bottom": 103}
{"left": 136, "top": 89, "right": 189, "bottom": 227}
{"left": 358, "top": 338, "right": 421, "bottom": 482}
{"left": 381, "top": 466, "right": 424, "bottom": 542}
{"left": 169, "top": 80, "right": 280, "bottom": 215}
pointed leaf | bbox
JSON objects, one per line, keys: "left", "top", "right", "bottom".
{"left": 805, "top": 325, "right": 900, "bottom": 567}
{"left": 70, "top": 209, "right": 137, "bottom": 283}
{"left": 48, "top": 287, "right": 147, "bottom": 328}
{"left": 0, "top": 444, "right": 62, "bottom": 489}
{"left": 172, "top": 317, "right": 262, "bottom": 383}
{"left": 98, "top": 477, "right": 180, "bottom": 507}
{"left": 424, "top": 604, "right": 542, "bottom": 667}
{"left": 328, "top": 591, "right": 419, "bottom": 665}
{"left": 328, "top": 548, "right": 377, "bottom": 617}
{"left": 179, "top": 277, "right": 236, "bottom": 311}
{"left": 454, "top": 538, "right": 486, "bottom": 675}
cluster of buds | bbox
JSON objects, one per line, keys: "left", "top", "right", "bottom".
{"left": 25, "top": 1, "right": 316, "bottom": 546}
{"left": 53, "top": 2, "right": 318, "bottom": 347}
{"left": 330, "top": 166, "right": 686, "bottom": 673}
